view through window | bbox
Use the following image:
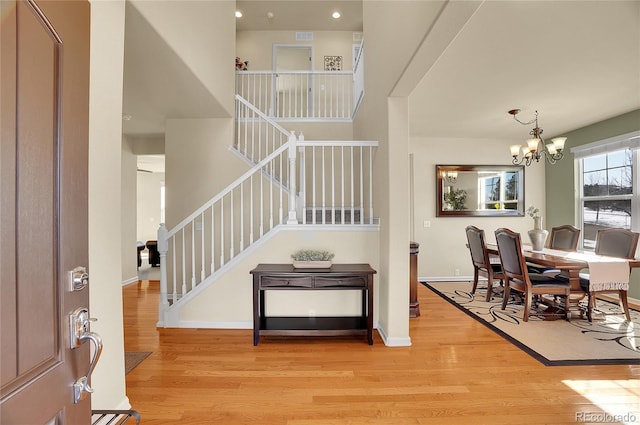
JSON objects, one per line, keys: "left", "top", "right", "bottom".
{"left": 578, "top": 141, "right": 637, "bottom": 249}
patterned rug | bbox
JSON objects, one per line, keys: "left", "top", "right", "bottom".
{"left": 125, "top": 351, "right": 152, "bottom": 375}
{"left": 423, "top": 281, "right": 640, "bottom": 366}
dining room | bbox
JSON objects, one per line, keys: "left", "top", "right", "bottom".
{"left": 410, "top": 112, "right": 640, "bottom": 303}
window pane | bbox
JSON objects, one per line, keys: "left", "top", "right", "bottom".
{"left": 583, "top": 170, "right": 606, "bottom": 196}
{"left": 583, "top": 154, "right": 606, "bottom": 172}
{"left": 504, "top": 172, "right": 518, "bottom": 200}
{"left": 484, "top": 176, "right": 500, "bottom": 202}
{"left": 608, "top": 166, "right": 632, "bottom": 195}
{"left": 607, "top": 149, "right": 631, "bottom": 168}
{"left": 582, "top": 199, "right": 631, "bottom": 249}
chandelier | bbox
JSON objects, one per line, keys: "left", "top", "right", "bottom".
{"left": 508, "top": 109, "right": 566, "bottom": 166}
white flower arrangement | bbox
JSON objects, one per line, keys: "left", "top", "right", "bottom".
{"left": 526, "top": 205, "right": 541, "bottom": 219}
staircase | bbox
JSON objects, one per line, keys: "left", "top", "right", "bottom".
{"left": 157, "top": 54, "right": 376, "bottom": 327}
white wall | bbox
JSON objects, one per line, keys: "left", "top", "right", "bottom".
{"left": 178, "top": 228, "right": 380, "bottom": 327}
{"left": 410, "top": 136, "right": 546, "bottom": 280}
{"left": 131, "top": 0, "right": 236, "bottom": 116}
{"left": 89, "top": 0, "right": 128, "bottom": 410}
{"left": 137, "top": 171, "right": 164, "bottom": 243}
{"left": 236, "top": 30, "right": 356, "bottom": 71}
{"left": 165, "top": 118, "right": 246, "bottom": 227}
{"left": 121, "top": 136, "right": 138, "bottom": 283}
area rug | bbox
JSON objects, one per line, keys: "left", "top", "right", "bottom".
{"left": 423, "top": 281, "right": 640, "bottom": 366}
{"left": 125, "top": 351, "right": 152, "bottom": 375}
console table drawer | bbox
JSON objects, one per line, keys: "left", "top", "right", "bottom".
{"left": 260, "top": 276, "right": 313, "bottom": 288}
{"left": 314, "top": 276, "right": 366, "bottom": 288}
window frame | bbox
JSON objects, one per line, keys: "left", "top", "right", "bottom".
{"left": 573, "top": 131, "right": 640, "bottom": 250}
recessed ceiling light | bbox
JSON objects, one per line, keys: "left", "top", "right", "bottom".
{"left": 332, "top": 11, "right": 341, "bottom": 19}
{"left": 267, "top": 11, "right": 274, "bottom": 19}
{"left": 122, "top": 114, "right": 132, "bottom": 121}
{"left": 235, "top": 10, "right": 242, "bottom": 18}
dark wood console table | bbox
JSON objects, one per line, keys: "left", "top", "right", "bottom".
{"left": 250, "top": 263, "right": 376, "bottom": 345}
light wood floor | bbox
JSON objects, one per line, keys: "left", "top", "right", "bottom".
{"left": 124, "top": 280, "right": 640, "bottom": 424}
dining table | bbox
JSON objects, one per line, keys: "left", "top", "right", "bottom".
{"left": 485, "top": 243, "right": 640, "bottom": 315}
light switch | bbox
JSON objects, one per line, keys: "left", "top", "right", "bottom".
{"left": 423, "top": 220, "right": 431, "bottom": 228}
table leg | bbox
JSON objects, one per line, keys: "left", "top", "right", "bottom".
{"left": 366, "top": 276, "right": 373, "bottom": 345}
{"left": 561, "top": 269, "right": 586, "bottom": 317}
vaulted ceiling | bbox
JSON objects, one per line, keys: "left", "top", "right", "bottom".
{"left": 123, "top": 1, "right": 640, "bottom": 145}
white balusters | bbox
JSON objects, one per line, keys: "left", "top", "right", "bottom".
{"left": 158, "top": 129, "right": 377, "bottom": 317}
{"left": 236, "top": 71, "right": 354, "bottom": 120}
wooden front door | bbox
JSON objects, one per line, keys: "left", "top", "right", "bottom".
{"left": 1, "top": 0, "right": 92, "bottom": 423}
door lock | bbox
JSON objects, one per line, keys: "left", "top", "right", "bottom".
{"left": 69, "top": 266, "right": 89, "bottom": 291}
{"left": 69, "top": 307, "right": 102, "bottom": 403}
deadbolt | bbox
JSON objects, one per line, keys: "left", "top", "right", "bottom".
{"left": 69, "top": 267, "right": 88, "bottom": 291}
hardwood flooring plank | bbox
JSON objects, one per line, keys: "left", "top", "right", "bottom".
{"left": 124, "top": 280, "right": 640, "bottom": 424}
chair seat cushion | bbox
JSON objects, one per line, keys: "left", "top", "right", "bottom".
{"left": 516, "top": 273, "right": 570, "bottom": 288}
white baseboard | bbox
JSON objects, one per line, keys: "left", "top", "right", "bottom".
{"left": 121, "top": 276, "right": 138, "bottom": 286}
{"left": 420, "top": 276, "right": 473, "bottom": 283}
{"left": 375, "top": 322, "right": 411, "bottom": 347}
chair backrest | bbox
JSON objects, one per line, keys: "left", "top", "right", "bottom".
{"left": 465, "top": 225, "right": 490, "bottom": 269}
{"left": 549, "top": 225, "right": 580, "bottom": 251}
{"left": 595, "top": 228, "right": 639, "bottom": 259}
{"left": 494, "top": 228, "right": 526, "bottom": 281}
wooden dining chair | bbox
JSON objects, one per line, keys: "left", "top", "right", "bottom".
{"left": 548, "top": 225, "right": 581, "bottom": 251}
{"left": 580, "top": 228, "right": 639, "bottom": 322}
{"left": 495, "top": 228, "right": 571, "bottom": 322}
{"left": 527, "top": 225, "right": 581, "bottom": 274}
{"left": 465, "top": 225, "right": 504, "bottom": 302}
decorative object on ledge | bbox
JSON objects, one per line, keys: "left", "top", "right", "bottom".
{"left": 291, "top": 249, "right": 334, "bottom": 268}
{"left": 324, "top": 55, "right": 342, "bottom": 71}
{"left": 526, "top": 205, "right": 548, "bottom": 251}
{"left": 508, "top": 109, "right": 566, "bottom": 166}
{"left": 235, "top": 56, "right": 248, "bottom": 71}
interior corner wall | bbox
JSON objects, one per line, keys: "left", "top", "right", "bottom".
{"left": 546, "top": 109, "right": 640, "bottom": 231}
{"left": 410, "top": 136, "right": 546, "bottom": 279}
{"left": 353, "top": 2, "right": 438, "bottom": 344}
{"left": 164, "top": 118, "right": 247, "bottom": 228}
{"left": 121, "top": 136, "right": 138, "bottom": 283}
{"left": 88, "top": 0, "right": 128, "bottom": 410}
{"left": 545, "top": 109, "right": 640, "bottom": 299}
{"left": 130, "top": 0, "right": 236, "bottom": 115}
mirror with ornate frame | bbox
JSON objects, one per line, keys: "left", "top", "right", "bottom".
{"left": 436, "top": 165, "right": 525, "bottom": 217}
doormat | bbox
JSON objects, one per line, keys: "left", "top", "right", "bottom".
{"left": 125, "top": 351, "right": 152, "bottom": 375}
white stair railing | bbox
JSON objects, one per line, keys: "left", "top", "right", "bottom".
{"left": 157, "top": 139, "right": 295, "bottom": 323}
{"left": 157, "top": 93, "right": 377, "bottom": 326}
{"left": 297, "top": 140, "right": 377, "bottom": 225}
{"left": 235, "top": 71, "right": 355, "bottom": 120}
{"left": 235, "top": 94, "right": 290, "bottom": 165}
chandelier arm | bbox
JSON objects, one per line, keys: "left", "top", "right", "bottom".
{"left": 513, "top": 116, "right": 537, "bottom": 126}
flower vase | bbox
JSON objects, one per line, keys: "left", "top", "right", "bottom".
{"left": 528, "top": 216, "right": 548, "bottom": 251}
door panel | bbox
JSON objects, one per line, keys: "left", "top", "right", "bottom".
{"left": 0, "top": 0, "right": 91, "bottom": 423}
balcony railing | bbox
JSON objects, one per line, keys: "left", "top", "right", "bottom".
{"left": 235, "top": 70, "right": 359, "bottom": 121}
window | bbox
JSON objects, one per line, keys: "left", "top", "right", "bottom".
{"left": 478, "top": 171, "right": 519, "bottom": 210}
{"left": 574, "top": 131, "right": 640, "bottom": 250}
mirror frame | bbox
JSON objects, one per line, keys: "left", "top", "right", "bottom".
{"left": 436, "top": 164, "right": 525, "bottom": 217}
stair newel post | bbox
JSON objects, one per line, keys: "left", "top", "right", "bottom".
{"left": 298, "top": 132, "right": 306, "bottom": 223}
{"left": 287, "top": 131, "right": 299, "bottom": 224}
{"left": 157, "top": 223, "right": 169, "bottom": 326}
